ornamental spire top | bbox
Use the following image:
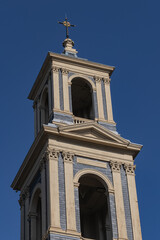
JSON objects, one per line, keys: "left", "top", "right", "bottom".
{"left": 58, "top": 17, "right": 76, "bottom": 39}
{"left": 58, "top": 17, "right": 78, "bottom": 57}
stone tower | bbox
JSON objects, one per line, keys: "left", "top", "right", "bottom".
{"left": 11, "top": 36, "right": 142, "bottom": 240}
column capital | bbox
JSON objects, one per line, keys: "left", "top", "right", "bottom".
{"left": 94, "top": 76, "right": 102, "bottom": 82}
{"left": 19, "top": 194, "right": 25, "bottom": 207}
{"left": 24, "top": 186, "right": 30, "bottom": 199}
{"left": 110, "top": 161, "right": 121, "bottom": 173}
{"left": 124, "top": 164, "right": 136, "bottom": 175}
{"left": 62, "top": 151, "right": 74, "bottom": 163}
{"left": 61, "top": 68, "right": 69, "bottom": 75}
{"left": 51, "top": 66, "right": 59, "bottom": 72}
{"left": 32, "top": 101, "right": 37, "bottom": 109}
{"left": 43, "top": 148, "right": 60, "bottom": 162}
{"left": 103, "top": 77, "right": 111, "bottom": 84}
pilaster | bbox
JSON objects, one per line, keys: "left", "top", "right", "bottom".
{"left": 44, "top": 148, "right": 61, "bottom": 230}
{"left": 19, "top": 195, "right": 25, "bottom": 240}
{"left": 51, "top": 66, "right": 60, "bottom": 111}
{"left": 62, "top": 152, "right": 77, "bottom": 232}
{"left": 40, "top": 158, "right": 47, "bottom": 237}
{"left": 110, "top": 161, "right": 128, "bottom": 240}
{"left": 61, "top": 69, "right": 70, "bottom": 113}
{"left": 124, "top": 164, "right": 142, "bottom": 240}
{"left": 24, "top": 187, "right": 29, "bottom": 240}
{"left": 95, "top": 76, "right": 105, "bottom": 121}
{"left": 104, "top": 77, "right": 114, "bottom": 123}
{"left": 29, "top": 212, "right": 37, "bottom": 240}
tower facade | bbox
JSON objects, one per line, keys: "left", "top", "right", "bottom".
{"left": 11, "top": 37, "right": 142, "bottom": 240}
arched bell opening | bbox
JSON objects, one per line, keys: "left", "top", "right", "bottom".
{"left": 40, "top": 87, "right": 49, "bottom": 126}
{"left": 29, "top": 187, "right": 42, "bottom": 240}
{"left": 71, "top": 78, "right": 95, "bottom": 120}
{"left": 79, "top": 174, "right": 112, "bottom": 240}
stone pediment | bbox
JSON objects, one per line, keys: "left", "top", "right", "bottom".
{"left": 59, "top": 122, "right": 130, "bottom": 146}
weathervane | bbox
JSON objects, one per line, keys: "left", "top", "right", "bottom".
{"left": 58, "top": 17, "right": 75, "bottom": 39}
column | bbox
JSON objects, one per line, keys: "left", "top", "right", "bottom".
{"left": 61, "top": 69, "right": 70, "bottom": 113}
{"left": 62, "top": 152, "right": 77, "bottom": 232}
{"left": 24, "top": 188, "right": 29, "bottom": 240}
{"left": 45, "top": 148, "right": 61, "bottom": 230}
{"left": 104, "top": 77, "right": 114, "bottom": 122}
{"left": 19, "top": 195, "right": 25, "bottom": 240}
{"left": 110, "top": 161, "right": 128, "bottom": 240}
{"left": 95, "top": 77, "right": 105, "bottom": 121}
{"left": 51, "top": 66, "right": 60, "bottom": 111}
{"left": 124, "top": 164, "right": 142, "bottom": 240}
{"left": 40, "top": 158, "right": 47, "bottom": 237}
{"left": 29, "top": 212, "right": 37, "bottom": 240}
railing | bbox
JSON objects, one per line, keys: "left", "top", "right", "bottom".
{"left": 73, "top": 116, "right": 94, "bottom": 124}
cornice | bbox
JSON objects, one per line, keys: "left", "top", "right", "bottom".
{"left": 11, "top": 123, "right": 142, "bottom": 191}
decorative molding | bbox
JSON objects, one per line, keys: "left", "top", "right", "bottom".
{"left": 110, "top": 161, "right": 121, "bottom": 173}
{"left": 51, "top": 66, "right": 59, "bottom": 72}
{"left": 124, "top": 164, "right": 136, "bottom": 175}
{"left": 19, "top": 186, "right": 29, "bottom": 205}
{"left": 19, "top": 195, "right": 25, "bottom": 207}
{"left": 62, "top": 151, "right": 74, "bottom": 163}
{"left": 61, "top": 68, "right": 69, "bottom": 75}
{"left": 74, "top": 182, "right": 80, "bottom": 188}
{"left": 42, "top": 148, "right": 59, "bottom": 162}
{"left": 32, "top": 101, "right": 37, "bottom": 109}
{"left": 103, "top": 77, "right": 111, "bottom": 84}
{"left": 24, "top": 186, "right": 30, "bottom": 199}
{"left": 68, "top": 73, "right": 96, "bottom": 90}
{"left": 94, "top": 76, "right": 102, "bottom": 83}
{"left": 74, "top": 168, "right": 114, "bottom": 193}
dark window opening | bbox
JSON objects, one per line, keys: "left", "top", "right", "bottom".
{"left": 71, "top": 78, "right": 94, "bottom": 120}
{"left": 79, "top": 175, "right": 112, "bottom": 240}
{"left": 40, "top": 89, "right": 49, "bottom": 126}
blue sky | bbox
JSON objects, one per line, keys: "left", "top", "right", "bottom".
{"left": 0, "top": 0, "right": 159, "bottom": 239}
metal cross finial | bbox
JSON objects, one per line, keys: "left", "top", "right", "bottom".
{"left": 58, "top": 17, "right": 75, "bottom": 39}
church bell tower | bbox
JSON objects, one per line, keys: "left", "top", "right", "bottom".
{"left": 11, "top": 19, "right": 142, "bottom": 240}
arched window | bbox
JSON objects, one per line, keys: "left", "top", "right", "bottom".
{"left": 71, "top": 78, "right": 95, "bottom": 120}
{"left": 79, "top": 174, "right": 112, "bottom": 240}
{"left": 40, "top": 87, "right": 49, "bottom": 126}
{"left": 29, "top": 187, "right": 42, "bottom": 240}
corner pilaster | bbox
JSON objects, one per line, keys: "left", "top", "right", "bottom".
{"left": 24, "top": 187, "right": 29, "bottom": 240}
{"left": 124, "top": 164, "right": 142, "bottom": 240}
{"left": 104, "top": 77, "right": 114, "bottom": 123}
{"left": 19, "top": 195, "right": 25, "bottom": 240}
{"left": 44, "top": 148, "right": 61, "bottom": 230}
